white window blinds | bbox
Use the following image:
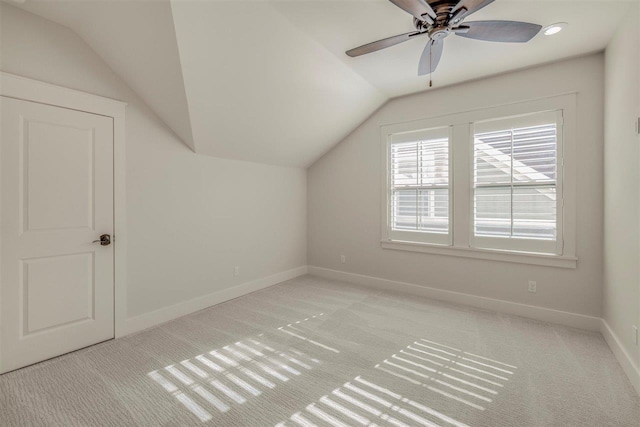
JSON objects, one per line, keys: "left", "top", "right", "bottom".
{"left": 472, "top": 111, "right": 561, "bottom": 253}
{"left": 389, "top": 127, "right": 450, "bottom": 244}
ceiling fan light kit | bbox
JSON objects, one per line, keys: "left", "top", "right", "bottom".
{"left": 346, "top": 0, "right": 542, "bottom": 80}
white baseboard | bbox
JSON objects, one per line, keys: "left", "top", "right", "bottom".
{"left": 308, "top": 266, "right": 601, "bottom": 331}
{"left": 600, "top": 319, "right": 640, "bottom": 395}
{"left": 123, "top": 266, "right": 308, "bottom": 335}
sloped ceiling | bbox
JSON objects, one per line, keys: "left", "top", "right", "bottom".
{"left": 10, "top": 0, "right": 634, "bottom": 167}
{"left": 170, "top": 0, "right": 385, "bottom": 166}
{"left": 12, "top": 0, "right": 196, "bottom": 151}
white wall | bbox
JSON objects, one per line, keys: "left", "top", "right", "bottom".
{"left": 603, "top": 2, "right": 640, "bottom": 388}
{"left": 308, "top": 54, "right": 604, "bottom": 318}
{"left": 0, "top": 4, "right": 306, "bottom": 324}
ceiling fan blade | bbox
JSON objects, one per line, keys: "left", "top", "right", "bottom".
{"left": 346, "top": 31, "right": 425, "bottom": 57}
{"left": 388, "top": 0, "right": 436, "bottom": 21}
{"left": 452, "top": 0, "right": 495, "bottom": 21}
{"left": 456, "top": 20, "right": 542, "bottom": 42}
{"left": 418, "top": 38, "right": 444, "bottom": 75}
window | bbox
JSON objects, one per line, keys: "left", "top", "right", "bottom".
{"left": 472, "top": 111, "right": 562, "bottom": 254}
{"left": 381, "top": 95, "right": 576, "bottom": 268}
{"left": 389, "top": 127, "right": 451, "bottom": 245}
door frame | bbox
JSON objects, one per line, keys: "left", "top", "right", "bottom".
{"left": 0, "top": 72, "right": 128, "bottom": 370}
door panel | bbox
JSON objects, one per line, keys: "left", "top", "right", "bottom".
{"left": 23, "top": 120, "right": 95, "bottom": 232}
{"left": 1, "top": 97, "right": 114, "bottom": 374}
{"left": 23, "top": 253, "right": 95, "bottom": 335}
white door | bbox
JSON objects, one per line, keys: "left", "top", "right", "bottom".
{"left": 0, "top": 96, "right": 115, "bottom": 374}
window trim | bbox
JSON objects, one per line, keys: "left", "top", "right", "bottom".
{"left": 468, "top": 110, "right": 564, "bottom": 255}
{"left": 380, "top": 93, "right": 577, "bottom": 268}
{"left": 380, "top": 240, "right": 578, "bottom": 269}
{"left": 387, "top": 125, "right": 453, "bottom": 246}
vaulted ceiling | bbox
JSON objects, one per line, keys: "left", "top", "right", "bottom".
{"left": 11, "top": 0, "right": 634, "bottom": 167}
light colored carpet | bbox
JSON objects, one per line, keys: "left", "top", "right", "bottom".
{"left": 0, "top": 275, "right": 638, "bottom": 427}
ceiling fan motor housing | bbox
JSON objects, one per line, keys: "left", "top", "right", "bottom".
{"left": 414, "top": 1, "right": 461, "bottom": 36}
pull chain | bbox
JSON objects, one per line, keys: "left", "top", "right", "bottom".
{"left": 429, "top": 40, "right": 433, "bottom": 87}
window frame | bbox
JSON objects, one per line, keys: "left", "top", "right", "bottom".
{"left": 387, "top": 125, "right": 453, "bottom": 246}
{"left": 380, "top": 94, "right": 577, "bottom": 269}
{"left": 469, "top": 110, "right": 564, "bottom": 255}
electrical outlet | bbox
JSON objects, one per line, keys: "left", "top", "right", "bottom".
{"left": 528, "top": 280, "right": 537, "bottom": 293}
{"left": 633, "top": 325, "right": 638, "bottom": 345}
{"left": 233, "top": 266, "right": 240, "bottom": 277}
{"left": 340, "top": 255, "right": 346, "bottom": 264}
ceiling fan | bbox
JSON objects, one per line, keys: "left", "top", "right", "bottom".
{"left": 346, "top": 0, "right": 542, "bottom": 76}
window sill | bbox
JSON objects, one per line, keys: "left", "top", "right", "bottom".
{"left": 380, "top": 240, "right": 577, "bottom": 269}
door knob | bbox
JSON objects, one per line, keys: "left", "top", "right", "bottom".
{"left": 92, "top": 234, "right": 111, "bottom": 246}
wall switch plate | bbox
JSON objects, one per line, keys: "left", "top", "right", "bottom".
{"left": 340, "top": 255, "right": 346, "bottom": 264}
{"left": 528, "top": 280, "right": 537, "bottom": 293}
{"left": 636, "top": 117, "right": 640, "bottom": 135}
{"left": 233, "top": 266, "right": 240, "bottom": 277}
{"left": 633, "top": 325, "right": 638, "bottom": 345}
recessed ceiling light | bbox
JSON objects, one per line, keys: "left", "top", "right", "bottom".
{"left": 543, "top": 22, "right": 568, "bottom": 36}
